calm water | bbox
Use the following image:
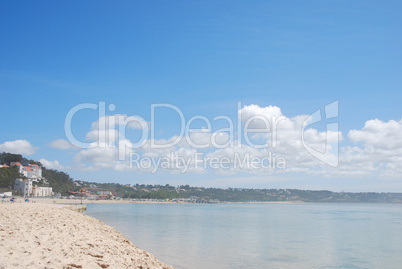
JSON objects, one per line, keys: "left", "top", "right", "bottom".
{"left": 85, "top": 203, "right": 402, "bottom": 269}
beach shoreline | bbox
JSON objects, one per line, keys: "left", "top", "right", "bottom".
{"left": 0, "top": 202, "right": 174, "bottom": 269}
{"left": 9, "top": 197, "right": 304, "bottom": 205}
{"left": 24, "top": 197, "right": 172, "bottom": 204}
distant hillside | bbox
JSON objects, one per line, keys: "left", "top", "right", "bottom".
{"left": 74, "top": 182, "right": 402, "bottom": 204}
{"left": 0, "top": 152, "right": 78, "bottom": 194}
{"left": 2, "top": 152, "right": 402, "bottom": 203}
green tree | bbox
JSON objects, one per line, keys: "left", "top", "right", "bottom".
{"left": 0, "top": 166, "right": 23, "bottom": 189}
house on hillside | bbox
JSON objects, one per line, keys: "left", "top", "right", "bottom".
{"left": 10, "top": 162, "right": 42, "bottom": 180}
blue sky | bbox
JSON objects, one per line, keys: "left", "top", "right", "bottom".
{"left": 1, "top": 1, "right": 401, "bottom": 191}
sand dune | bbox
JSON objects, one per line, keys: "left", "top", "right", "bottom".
{"left": 0, "top": 203, "right": 174, "bottom": 269}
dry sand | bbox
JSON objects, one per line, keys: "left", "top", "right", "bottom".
{"left": 0, "top": 203, "right": 174, "bottom": 269}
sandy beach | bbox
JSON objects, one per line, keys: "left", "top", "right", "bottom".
{"left": 0, "top": 202, "right": 174, "bottom": 269}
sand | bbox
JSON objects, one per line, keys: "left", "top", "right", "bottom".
{"left": 0, "top": 203, "right": 174, "bottom": 269}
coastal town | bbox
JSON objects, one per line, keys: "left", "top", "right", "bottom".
{"left": 2, "top": 156, "right": 402, "bottom": 204}
{"left": 0, "top": 161, "right": 118, "bottom": 200}
{"left": 0, "top": 162, "right": 52, "bottom": 197}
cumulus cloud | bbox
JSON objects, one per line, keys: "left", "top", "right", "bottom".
{"left": 39, "top": 158, "right": 65, "bottom": 170}
{"left": 334, "top": 119, "right": 402, "bottom": 178}
{"left": 71, "top": 115, "right": 140, "bottom": 170}
{"left": 348, "top": 119, "right": 402, "bottom": 150}
{"left": 237, "top": 104, "right": 341, "bottom": 168}
{"left": 62, "top": 104, "right": 402, "bottom": 179}
{"left": 92, "top": 114, "right": 147, "bottom": 130}
{"left": 0, "top": 140, "right": 37, "bottom": 155}
{"left": 50, "top": 139, "right": 78, "bottom": 150}
{"left": 67, "top": 104, "right": 343, "bottom": 174}
{"left": 73, "top": 139, "right": 135, "bottom": 170}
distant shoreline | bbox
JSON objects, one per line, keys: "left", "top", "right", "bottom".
{"left": 20, "top": 197, "right": 305, "bottom": 205}
{"left": 5, "top": 197, "right": 402, "bottom": 205}
{"left": 26, "top": 197, "right": 175, "bottom": 204}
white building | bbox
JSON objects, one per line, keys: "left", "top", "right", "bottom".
{"left": 10, "top": 162, "right": 42, "bottom": 180}
{"left": 29, "top": 163, "right": 42, "bottom": 178}
{"left": 32, "top": 187, "right": 53, "bottom": 197}
{"left": 14, "top": 178, "right": 32, "bottom": 197}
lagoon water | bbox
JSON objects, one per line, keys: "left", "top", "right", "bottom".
{"left": 85, "top": 203, "right": 402, "bottom": 269}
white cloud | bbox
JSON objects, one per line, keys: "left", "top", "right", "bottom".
{"left": 333, "top": 119, "right": 402, "bottom": 178}
{"left": 237, "top": 104, "right": 341, "bottom": 169}
{"left": 50, "top": 139, "right": 78, "bottom": 150}
{"left": 39, "top": 158, "right": 65, "bottom": 170}
{"left": 239, "top": 104, "right": 283, "bottom": 127}
{"left": 65, "top": 105, "right": 402, "bottom": 179}
{"left": 91, "top": 114, "right": 147, "bottom": 131}
{"left": 69, "top": 105, "right": 341, "bottom": 174}
{"left": 0, "top": 140, "right": 37, "bottom": 156}
{"left": 86, "top": 128, "right": 120, "bottom": 145}
{"left": 348, "top": 119, "right": 402, "bottom": 150}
